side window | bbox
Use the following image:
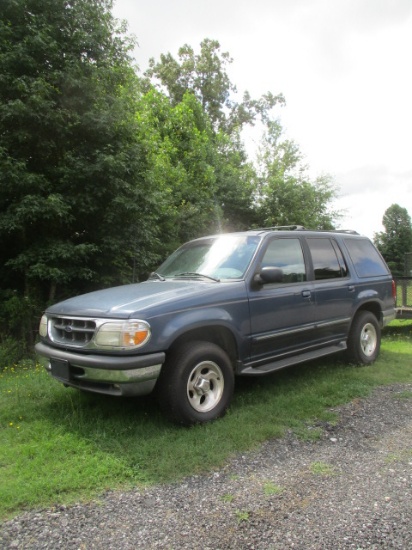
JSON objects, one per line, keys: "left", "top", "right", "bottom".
{"left": 307, "top": 238, "right": 348, "bottom": 280}
{"left": 344, "top": 238, "right": 390, "bottom": 277}
{"left": 261, "top": 238, "right": 306, "bottom": 283}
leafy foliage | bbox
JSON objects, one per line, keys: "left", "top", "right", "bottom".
{"left": 254, "top": 121, "right": 338, "bottom": 229}
{"left": 0, "top": 0, "right": 153, "bottom": 300}
{"left": 374, "top": 204, "right": 412, "bottom": 275}
{"left": 146, "top": 38, "right": 285, "bottom": 134}
{"left": 213, "top": 131, "right": 258, "bottom": 231}
{"left": 134, "top": 89, "right": 221, "bottom": 250}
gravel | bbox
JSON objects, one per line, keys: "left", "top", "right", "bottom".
{"left": 1, "top": 383, "right": 412, "bottom": 549}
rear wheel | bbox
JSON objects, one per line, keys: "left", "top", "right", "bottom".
{"left": 347, "top": 311, "right": 380, "bottom": 364}
{"left": 156, "top": 341, "right": 234, "bottom": 425}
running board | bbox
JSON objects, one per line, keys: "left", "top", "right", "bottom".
{"left": 240, "top": 343, "right": 347, "bottom": 376}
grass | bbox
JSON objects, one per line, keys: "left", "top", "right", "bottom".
{"left": 263, "top": 481, "right": 284, "bottom": 495}
{"left": 1, "top": 320, "right": 411, "bottom": 520}
{"left": 310, "top": 461, "right": 337, "bottom": 476}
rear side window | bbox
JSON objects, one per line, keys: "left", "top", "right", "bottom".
{"left": 307, "top": 238, "right": 348, "bottom": 280}
{"left": 344, "top": 238, "right": 389, "bottom": 277}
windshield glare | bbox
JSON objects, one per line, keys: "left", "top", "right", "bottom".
{"left": 158, "top": 235, "right": 261, "bottom": 280}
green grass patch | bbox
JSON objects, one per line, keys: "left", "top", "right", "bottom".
{"left": 1, "top": 324, "right": 412, "bottom": 519}
{"left": 263, "top": 481, "right": 284, "bottom": 495}
{"left": 235, "top": 510, "right": 250, "bottom": 523}
{"left": 310, "top": 461, "right": 337, "bottom": 476}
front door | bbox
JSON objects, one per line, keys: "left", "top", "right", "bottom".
{"left": 247, "top": 237, "right": 316, "bottom": 366}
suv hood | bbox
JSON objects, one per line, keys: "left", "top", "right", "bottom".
{"left": 46, "top": 280, "right": 239, "bottom": 318}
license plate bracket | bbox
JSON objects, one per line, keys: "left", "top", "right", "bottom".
{"left": 50, "top": 359, "right": 70, "bottom": 382}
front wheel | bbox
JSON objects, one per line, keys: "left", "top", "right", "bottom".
{"left": 156, "top": 341, "right": 235, "bottom": 425}
{"left": 346, "top": 311, "right": 381, "bottom": 364}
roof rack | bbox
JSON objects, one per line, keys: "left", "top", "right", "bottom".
{"left": 318, "top": 229, "right": 360, "bottom": 235}
{"left": 254, "top": 225, "right": 306, "bottom": 231}
{"left": 251, "top": 226, "right": 359, "bottom": 235}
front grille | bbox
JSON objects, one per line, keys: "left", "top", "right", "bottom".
{"left": 49, "top": 316, "right": 96, "bottom": 347}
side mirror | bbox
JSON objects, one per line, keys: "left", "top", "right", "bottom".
{"left": 253, "top": 266, "right": 283, "bottom": 286}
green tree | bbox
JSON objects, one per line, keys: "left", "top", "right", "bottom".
{"left": 254, "top": 120, "right": 338, "bottom": 229}
{"left": 0, "top": 0, "right": 157, "bottom": 346}
{"left": 145, "top": 38, "right": 285, "bottom": 134}
{"left": 134, "top": 88, "right": 221, "bottom": 252}
{"left": 374, "top": 204, "right": 412, "bottom": 275}
{"left": 212, "top": 130, "right": 258, "bottom": 231}
{"left": 145, "top": 38, "right": 283, "bottom": 232}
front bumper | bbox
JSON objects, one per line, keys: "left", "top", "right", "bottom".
{"left": 35, "top": 341, "right": 165, "bottom": 397}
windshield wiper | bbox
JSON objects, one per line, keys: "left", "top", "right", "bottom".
{"left": 175, "top": 272, "right": 220, "bottom": 282}
{"left": 148, "top": 272, "right": 166, "bottom": 281}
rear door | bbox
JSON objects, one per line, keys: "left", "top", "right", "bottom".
{"left": 247, "top": 237, "right": 316, "bottom": 365}
{"left": 305, "top": 237, "right": 354, "bottom": 343}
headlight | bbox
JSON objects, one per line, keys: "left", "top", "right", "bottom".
{"left": 94, "top": 320, "right": 151, "bottom": 350}
{"left": 39, "top": 315, "right": 48, "bottom": 337}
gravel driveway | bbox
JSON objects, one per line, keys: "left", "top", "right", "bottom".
{"left": 1, "top": 384, "right": 412, "bottom": 549}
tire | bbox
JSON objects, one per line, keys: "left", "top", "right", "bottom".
{"left": 156, "top": 341, "right": 235, "bottom": 425}
{"left": 346, "top": 311, "right": 381, "bottom": 365}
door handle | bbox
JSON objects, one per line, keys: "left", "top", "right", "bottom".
{"left": 348, "top": 285, "right": 355, "bottom": 292}
{"left": 302, "top": 290, "right": 311, "bottom": 298}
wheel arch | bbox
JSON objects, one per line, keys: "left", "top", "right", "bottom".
{"left": 167, "top": 326, "right": 239, "bottom": 369}
{"left": 352, "top": 301, "right": 382, "bottom": 327}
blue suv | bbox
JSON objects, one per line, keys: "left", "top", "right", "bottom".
{"left": 35, "top": 227, "right": 396, "bottom": 425}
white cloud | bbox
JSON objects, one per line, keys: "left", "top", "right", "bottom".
{"left": 333, "top": 166, "right": 412, "bottom": 238}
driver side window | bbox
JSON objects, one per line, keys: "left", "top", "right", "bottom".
{"left": 261, "top": 238, "right": 306, "bottom": 283}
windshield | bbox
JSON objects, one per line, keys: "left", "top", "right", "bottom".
{"left": 157, "top": 235, "right": 261, "bottom": 280}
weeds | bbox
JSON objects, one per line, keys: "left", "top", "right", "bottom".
{"left": 263, "top": 482, "right": 284, "bottom": 496}
{"left": 235, "top": 510, "right": 249, "bottom": 523}
{"left": 310, "top": 461, "right": 337, "bottom": 476}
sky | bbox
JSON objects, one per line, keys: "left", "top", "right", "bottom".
{"left": 112, "top": 0, "right": 412, "bottom": 239}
